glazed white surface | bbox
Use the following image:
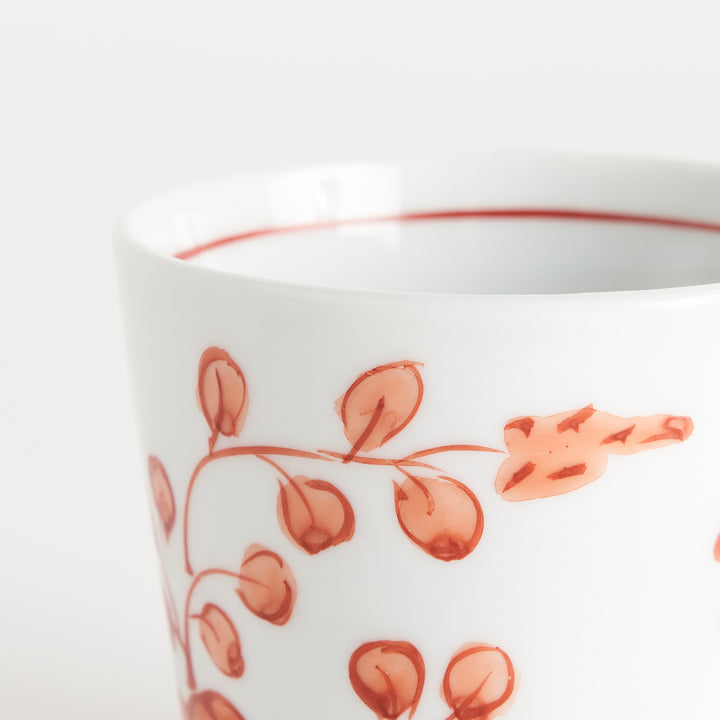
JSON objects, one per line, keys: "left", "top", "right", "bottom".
{"left": 189, "top": 219, "right": 720, "bottom": 293}
{"left": 115, "top": 155, "right": 720, "bottom": 718}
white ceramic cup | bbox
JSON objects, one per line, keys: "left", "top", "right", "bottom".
{"left": 115, "top": 153, "right": 720, "bottom": 720}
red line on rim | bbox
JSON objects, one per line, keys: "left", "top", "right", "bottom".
{"left": 174, "top": 208, "right": 720, "bottom": 261}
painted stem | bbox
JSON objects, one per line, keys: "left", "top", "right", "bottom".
{"left": 391, "top": 460, "right": 435, "bottom": 514}
{"left": 343, "top": 397, "right": 386, "bottom": 463}
{"left": 151, "top": 522, "right": 188, "bottom": 656}
{"left": 442, "top": 672, "right": 493, "bottom": 720}
{"left": 183, "top": 445, "right": 331, "bottom": 575}
{"left": 402, "top": 444, "right": 503, "bottom": 460}
{"left": 255, "top": 454, "right": 295, "bottom": 483}
{"left": 317, "top": 450, "right": 441, "bottom": 473}
{"left": 256, "top": 454, "right": 318, "bottom": 524}
{"left": 183, "top": 443, "right": 502, "bottom": 574}
{"left": 376, "top": 664, "right": 400, "bottom": 716}
{"left": 182, "top": 568, "right": 243, "bottom": 690}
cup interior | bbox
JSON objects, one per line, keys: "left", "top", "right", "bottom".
{"left": 124, "top": 154, "right": 720, "bottom": 295}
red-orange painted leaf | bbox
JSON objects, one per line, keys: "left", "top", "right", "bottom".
{"left": 277, "top": 476, "right": 355, "bottom": 554}
{"left": 197, "top": 347, "right": 248, "bottom": 447}
{"left": 186, "top": 690, "right": 246, "bottom": 720}
{"left": 394, "top": 475, "right": 483, "bottom": 561}
{"left": 442, "top": 644, "right": 516, "bottom": 720}
{"left": 714, "top": 532, "right": 720, "bottom": 563}
{"left": 148, "top": 455, "right": 175, "bottom": 538}
{"left": 349, "top": 641, "right": 425, "bottom": 720}
{"left": 496, "top": 407, "right": 694, "bottom": 502}
{"left": 336, "top": 362, "right": 423, "bottom": 458}
{"left": 180, "top": 693, "right": 190, "bottom": 720}
{"left": 237, "top": 544, "right": 297, "bottom": 626}
{"left": 193, "top": 604, "right": 244, "bottom": 678}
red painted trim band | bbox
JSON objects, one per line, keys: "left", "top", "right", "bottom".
{"left": 174, "top": 208, "right": 720, "bottom": 261}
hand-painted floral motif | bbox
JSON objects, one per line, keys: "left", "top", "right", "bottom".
{"left": 496, "top": 405, "right": 693, "bottom": 501}
{"left": 183, "top": 353, "right": 499, "bottom": 573}
{"left": 394, "top": 474, "right": 484, "bottom": 561}
{"left": 146, "top": 346, "right": 696, "bottom": 717}
{"left": 192, "top": 604, "right": 244, "bottom": 678}
{"left": 349, "top": 641, "right": 425, "bottom": 719}
{"left": 157, "top": 541, "right": 295, "bottom": 693}
{"left": 276, "top": 473, "right": 355, "bottom": 555}
{"left": 336, "top": 361, "right": 424, "bottom": 461}
{"left": 442, "top": 644, "right": 516, "bottom": 720}
{"left": 184, "top": 690, "right": 246, "bottom": 720}
{"left": 149, "top": 455, "right": 175, "bottom": 539}
{"left": 197, "top": 347, "right": 248, "bottom": 451}
{"left": 236, "top": 544, "right": 297, "bottom": 626}
{"left": 348, "top": 640, "right": 517, "bottom": 719}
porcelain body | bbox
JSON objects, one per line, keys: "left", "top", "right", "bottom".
{"left": 115, "top": 153, "right": 720, "bottom": 720}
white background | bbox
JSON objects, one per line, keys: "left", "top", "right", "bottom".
{"left": 2, "top": 1, "right": 720, "bottom": 718}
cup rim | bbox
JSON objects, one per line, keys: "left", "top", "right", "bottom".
{"left": 114, "top": 150, "right": 720, "bottom": 307}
